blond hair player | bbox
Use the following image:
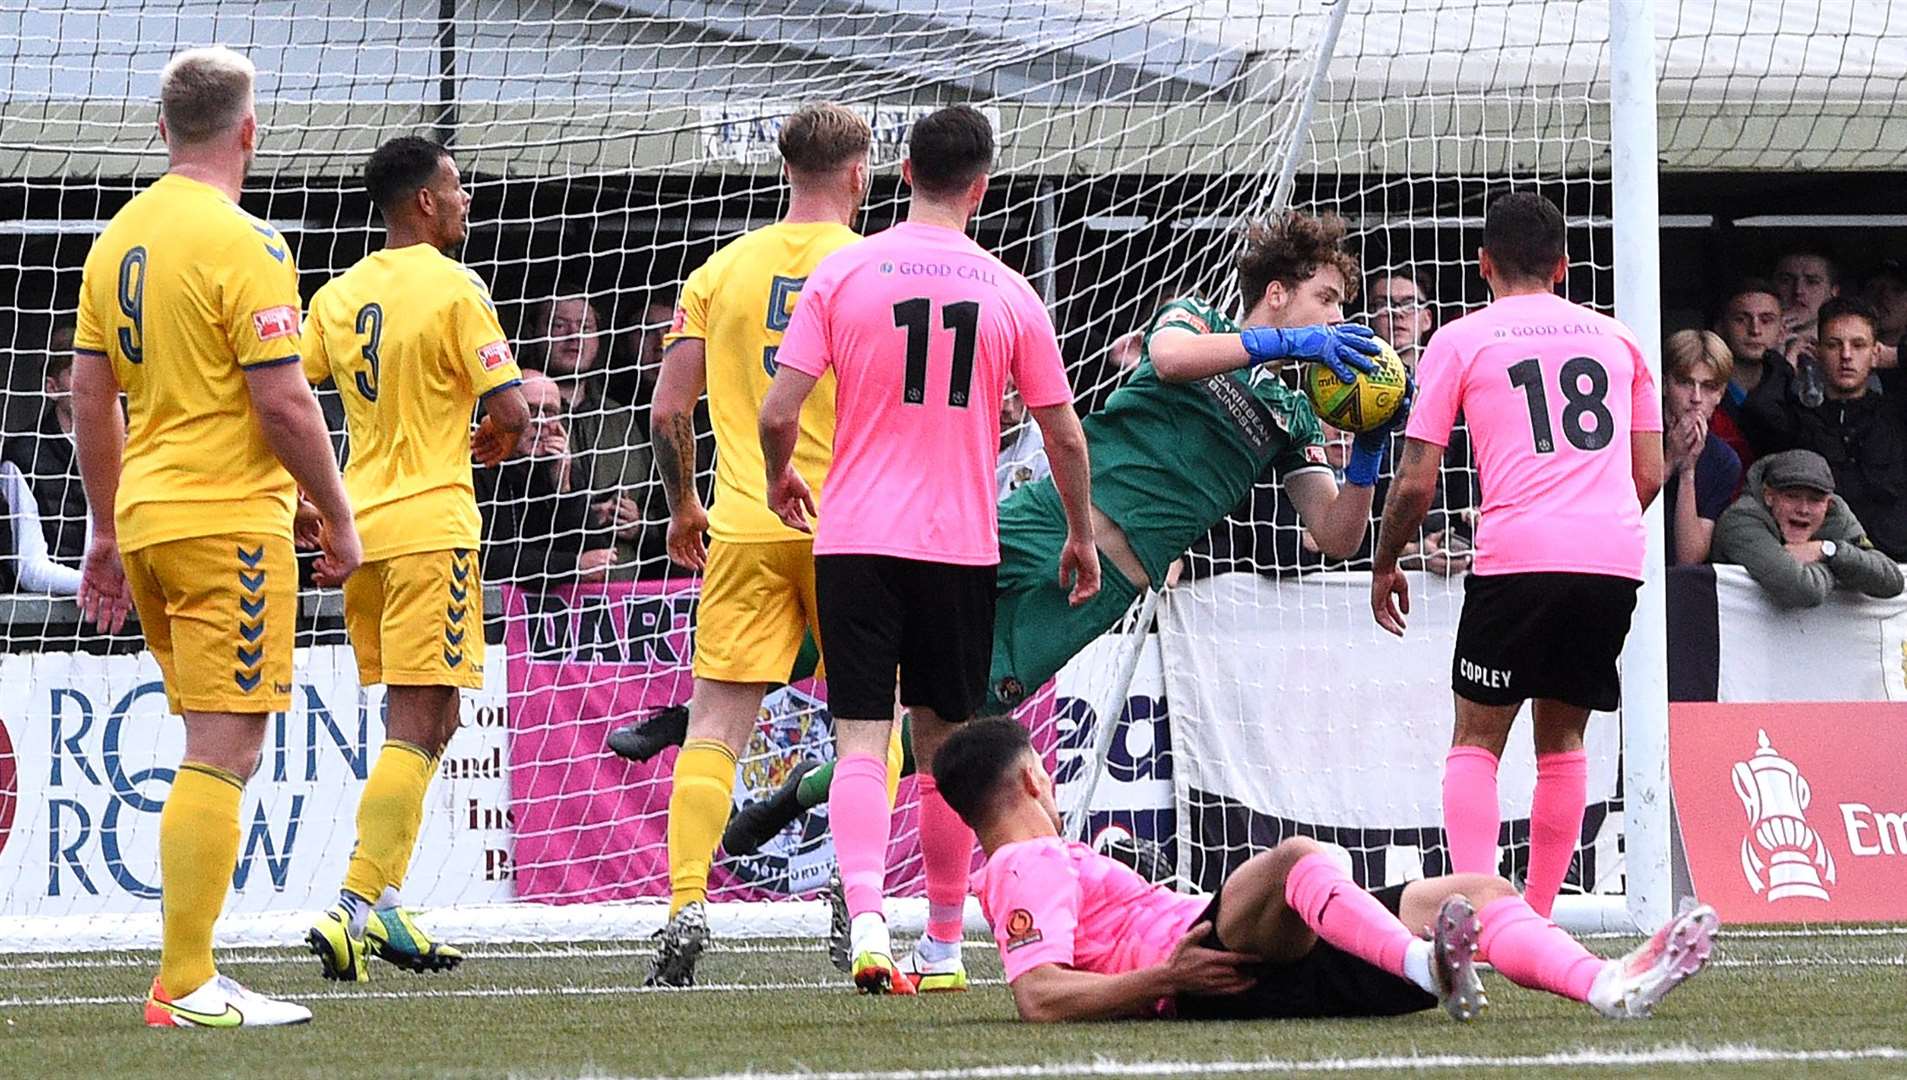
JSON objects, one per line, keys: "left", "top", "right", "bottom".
{"left": 644, "top": 102, "right": 874, "bottom": 986}
{"left": 72, "top": 46, "right": 361, "bottom": 1028}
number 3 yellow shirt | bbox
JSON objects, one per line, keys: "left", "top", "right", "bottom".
{"left": 302, "top": 243, "right": 523, "bottom": 562}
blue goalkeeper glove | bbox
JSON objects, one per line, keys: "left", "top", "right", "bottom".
{"left": 1343, "top": 373, "right": 1417, "bottom": 488}
{"left": 1238, "top": 322, "right": 1383, "bottom": 382}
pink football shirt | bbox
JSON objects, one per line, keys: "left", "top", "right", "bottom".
{"left": 1407, "top": 292, "right": 1663, "bottom": 580}
{"left": 975, "top": 837, "right": 1209, "bottom": 993}
{"left": 774, "top": 221, "right": 1074, "bottom": 564}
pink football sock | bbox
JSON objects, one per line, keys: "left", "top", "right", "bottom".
{"left": 1525, "top": 749, "right": 1588, "bottom": 918}
{"left": 1443, "top": 746, "right": 1501, "bottom": 874}
{"left": 915, "top": 774, "right": 974, "bottom": 943}
{"left": 1284, "top": 852, "right": 1415, "bottom": 979}
{"left": 1476, "top": 895, "right": 1603, "bottom": 1002}
{"left": 828, "top": 753, "right": 891, "bottom": 920}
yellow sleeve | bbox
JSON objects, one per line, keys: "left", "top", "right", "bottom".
{"left": 300, "top": 296, "right": 331, "bottom": 386}
{"left": 220, "top": 222, "right": 304, "bottom": 369}
{"left": 73, "top": 245, "right": 109, "bottom": 356}
{"left": 663, "top": 263, "right": 712, "bottom": 346}
{"left": 450, "top": 276, "right": 521, "bottom": 396}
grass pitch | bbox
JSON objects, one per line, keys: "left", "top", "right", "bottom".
{"left": 2, "top": 927, "right": 1903, "bottom": 1079}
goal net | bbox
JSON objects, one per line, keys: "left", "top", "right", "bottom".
{"left": 1, "top": 0, "right": 1870, "bottom": 950}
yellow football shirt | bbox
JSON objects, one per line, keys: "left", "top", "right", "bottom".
{"left": 302, "top": 244, "right": 523, "bottom": 562}
{"left": 666, "top": 220, "right": 858, "bottom": 544}
{"left": 73, "top": 173, "right": 304, "bottom": 552}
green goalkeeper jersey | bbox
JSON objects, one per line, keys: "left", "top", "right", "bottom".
{"left": 1084, "top": 296, "right": 1329, "bottom": 583}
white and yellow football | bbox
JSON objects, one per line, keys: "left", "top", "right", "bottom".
{"left": 1302, "top": 338, "right": 1409, "bottom": 434}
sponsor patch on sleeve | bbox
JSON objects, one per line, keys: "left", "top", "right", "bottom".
{"left": 1155, "top": 304, "right": 1211, "bottom": 335}
{"left": 478, "top": 340, "right": 514, "bottom": 371}
{"left": 1002, "top": 908, "right": 1044, "bottom": 952}
{"left": 1303, "top": 443, "right": 1329, "bottom": 465}
{"left": 670, "top": 304, "right": 687, "bottom": 334}
{"left": 252, "top": 305, "right": 301, "bottom": 343}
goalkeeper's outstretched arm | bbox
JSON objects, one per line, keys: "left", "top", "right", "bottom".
{"left": 1147, "top": 326, "right": 1250, "bottom": 382}
{"left": 1149, "top": 323, "right": 1381, "bottom": 384}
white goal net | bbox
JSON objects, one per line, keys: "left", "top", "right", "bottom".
{"left": 0, "top": 1, "right": 1891, "bottom": 950}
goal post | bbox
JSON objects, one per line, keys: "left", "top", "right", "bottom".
{"left": 1609, "top": 0, "right": 1675, "bottom": 936}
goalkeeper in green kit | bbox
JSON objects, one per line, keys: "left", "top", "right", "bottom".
{"left": 612, "top": 213, "right": 1409, "bottom": 959}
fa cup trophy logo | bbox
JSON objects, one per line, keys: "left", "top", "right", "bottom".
{"left": 1731, "top": 729, "right": 1836, "bottom": 902}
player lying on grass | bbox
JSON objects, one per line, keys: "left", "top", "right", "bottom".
{"left": 933, "top": 718, "right": 1719, "bottom": 1023}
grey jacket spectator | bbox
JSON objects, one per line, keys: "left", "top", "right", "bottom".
{"left": 1711, "top": 449, "right": 1902, "bottom": 608}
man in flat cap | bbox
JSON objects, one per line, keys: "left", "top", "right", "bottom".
{"left": 1711, "top": 448, "right": 1903, "bottom": 607}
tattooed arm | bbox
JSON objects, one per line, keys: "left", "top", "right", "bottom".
{"left": 651, "top": 337, "right": 710, "bottom": 569}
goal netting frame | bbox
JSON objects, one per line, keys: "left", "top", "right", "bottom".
{"left": 0, "top": 0, "right": 1796, "bottom": 950}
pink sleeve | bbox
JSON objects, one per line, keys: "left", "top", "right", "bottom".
{"left": 1628, "top": 336, "right": 1664, "bottom": 433}
{"left": 1404, "top": 328, "right": 1463, "bottom": 447}
{"left": 989, "top": 849, "right": 1079, "bottom": 982}
{"left": 774, "top": 265, "right": 834, "bottom": 379}
{"left": 1011, "top": 290, "right": 1073, "bottom": 409}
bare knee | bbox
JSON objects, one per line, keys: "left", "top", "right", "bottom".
{"left": 1269, "top": 836, "right": 1326, "bottom": 870}
{"left": 908, "top": 709, "right": 957, "bottom": 770}
{"left": 1451, "top": 696, "right": 1519, "bottom": 757}
{"left": 181, "top": 712, "right": 269, "bottom": 779}
{"left": 386, "top": 685, "right": 463, "bottom": 756}
{"left": 1531, "top": 700, "right": 1591, "bottom": 755}
{"left": 687, "top": 678, "right": 771, "bottom": 750}
{"left": 1249, "top": 837, "right": 1329, "bottom": 890}
{"left": 1449, "top": 873, "right": 1516, "bottom": 906}
{"left": 1220, "top": 839, "right": 1327, "bottom": 959}
{"left": 834, "top": 716, "right": 895, "bottom": 759}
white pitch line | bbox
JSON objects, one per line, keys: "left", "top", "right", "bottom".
{"left": 1, "top": 940, "right": 850, "bottom": 972}
{"left": 604, "top": 1045, "right": 1907, "bottom": 1080}
{"left": 1717, "top": 926, "right": 1907, "bottom": 939}
{"left": 0, "top": 977, "right": 1008, "bottom": 1010}
{"left": 11, "top": 944, "right": 1901, "bottom": 976}
{"left": 1709, "top": 956, "right": 1905, "bottom": 968}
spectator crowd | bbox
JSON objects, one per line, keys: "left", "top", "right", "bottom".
{"left": 4, "top": 245, "right": 1907, "bottom": 612}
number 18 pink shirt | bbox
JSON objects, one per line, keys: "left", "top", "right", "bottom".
{"left": 1406, "top": 292, "right": 1663, "bottom": 581}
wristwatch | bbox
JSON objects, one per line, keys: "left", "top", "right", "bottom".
{"left": 1820, "top": 539, "right": 1838, "bottom": 560}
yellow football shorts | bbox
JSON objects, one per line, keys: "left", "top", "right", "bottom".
{"left": 123, "top": 533, "right": 296, "bottom": 715}
{"left": 343, "top": 548, "right": 484, "bottom": 689}
{"left": 693, "top": 538, "right": 823, "bottom": 684}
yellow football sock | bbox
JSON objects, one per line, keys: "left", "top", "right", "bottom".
{"left": 158, "top": 762, "right": 244, "bottom": 999}
{"left": 342, "top": 740, "right": 436, "bottom": 905}
{"left": 885, "top": 722, "right": 905, "bottom": 807}
{"left": 668, "top": 738, "right": 738, "bottom": 915}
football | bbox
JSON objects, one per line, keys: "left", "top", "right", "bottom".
{"left": 1303, "top": 338, "right": 1410, "bottom": 433}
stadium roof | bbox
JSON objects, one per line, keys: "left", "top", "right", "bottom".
{"left": 0, "top": 0, "right": 1900, "bottom": 176}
